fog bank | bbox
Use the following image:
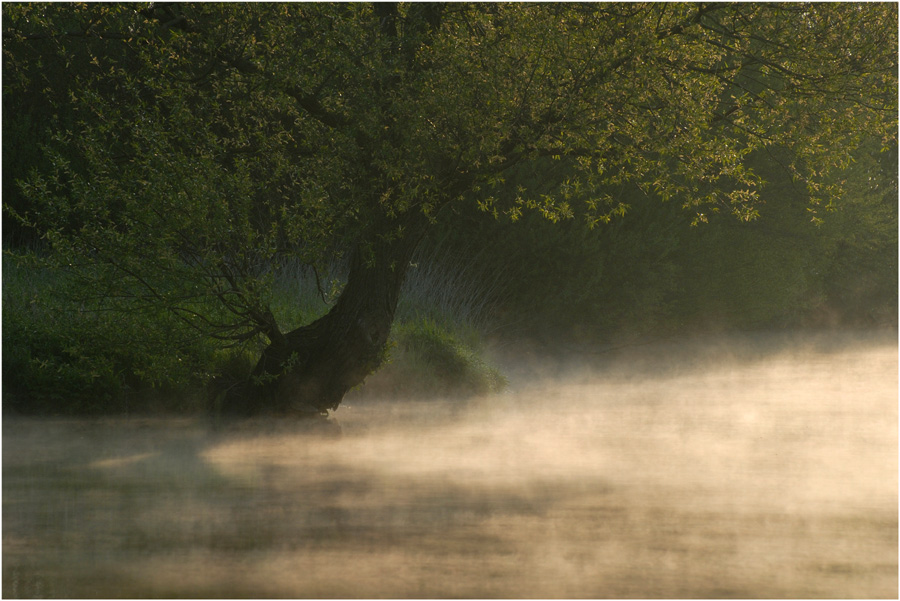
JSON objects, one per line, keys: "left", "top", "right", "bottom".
{"left": 3, "top": 330, "right": 897, "bottom": 598}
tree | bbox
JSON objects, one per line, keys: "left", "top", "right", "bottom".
{"left": 5, "top": 2, "right": 896, "bottom": 415}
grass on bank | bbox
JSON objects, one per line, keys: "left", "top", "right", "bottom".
{"left": 367, "top": 318, "right": 507, "bottom": 399}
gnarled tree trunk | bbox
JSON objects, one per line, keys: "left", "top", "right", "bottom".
{"left": 221, "top": 217, "right": 425, "bottom": 416}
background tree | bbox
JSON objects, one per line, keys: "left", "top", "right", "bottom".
{"left": 5, "top": 2, "right": 896, "bottom": 415}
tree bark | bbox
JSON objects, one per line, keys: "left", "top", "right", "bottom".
{"left": 217, "top": 0, "right": 448, "bottom": 417}
{"left": 221, "top": 215, "right": 426, "bottom": 416}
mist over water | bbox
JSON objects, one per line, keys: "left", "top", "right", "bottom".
{"left": 3, "top": 330, "right": 897, "bottom": 598}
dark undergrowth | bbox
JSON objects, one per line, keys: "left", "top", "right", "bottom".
{"left": 2, "top": 247, "right": 507, "bottom": 416}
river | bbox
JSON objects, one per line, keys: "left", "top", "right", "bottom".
{"left": 3, "top": 330, "right": 897, "bottom": 598}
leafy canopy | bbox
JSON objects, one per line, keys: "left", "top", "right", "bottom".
{"left": 5, "top": 2, "right": 896, "bottom": 343}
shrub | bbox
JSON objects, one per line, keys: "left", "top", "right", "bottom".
{"left": 2, "top": 252, "right": 229, "bottom": 414}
